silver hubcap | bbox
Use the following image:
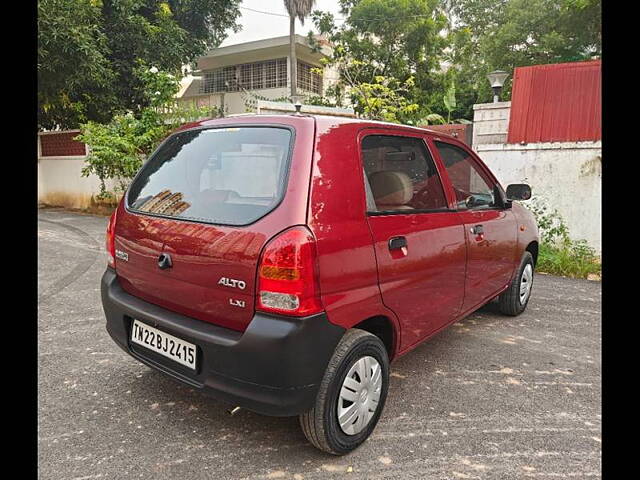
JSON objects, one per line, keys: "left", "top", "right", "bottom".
{"left": 520, "top": 263, "right": 533, "bottom": 305}
{"left": 337, "top": 356, "right": 382, "bottom": 436}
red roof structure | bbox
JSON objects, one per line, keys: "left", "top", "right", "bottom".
{"left": 507, "top": 60, "right": 601, "bottom": 144}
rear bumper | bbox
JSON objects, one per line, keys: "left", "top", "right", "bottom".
{"left": 101, "top": 269, "right": 345, "bottom": 416}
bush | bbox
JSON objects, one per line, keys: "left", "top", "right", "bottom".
{"left": 77, "top": 110, "right": 169, "bottom": 198}
{"left": 526, "top": 196, "right": 600, "bottom": 279}
{"left": 77, "top": 63, "right": 220, "bottom": 199}
{"left": 538, "top": 241, "right": 601, "bottom": 279}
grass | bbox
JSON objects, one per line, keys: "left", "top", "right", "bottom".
{"left": 537, "top": 242, "right": 601, "bottom": 280}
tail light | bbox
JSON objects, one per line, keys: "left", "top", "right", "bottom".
{"left": 106, "top": 208, "right": 118, "bottom": 269}
{"left": 256, "top": 226, "right": 323, "bottom": 317}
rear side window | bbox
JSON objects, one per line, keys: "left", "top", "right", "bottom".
{"left": 361, "top": 135, "right": 448, "bottom": 212}
{"left": 127, "top": 127, "right": 293, "bottom": 226}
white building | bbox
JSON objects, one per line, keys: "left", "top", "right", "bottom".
{"left": 178, "top": 35, "right": 340, "bottom": 115}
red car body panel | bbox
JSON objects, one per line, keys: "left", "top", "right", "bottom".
{"left": 355, "top": 127, "right": 467, "bottom": 352}
{"left": 367, "top": 211, "right": 467, "bottom": 351}
{"left": 113, "top": 114, "right": 538, "bottom": 359}
{"left": 307, "top": 120, "right": 403, "bottom": 352}
{"left": 426, "top": 134, "right": 521, "bottom": 312}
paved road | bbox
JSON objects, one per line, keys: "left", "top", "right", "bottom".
{"left": 38, "top": 209, "right": 601, "bottom": 479}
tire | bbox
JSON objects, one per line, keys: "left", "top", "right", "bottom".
{"left": 498, "top": 251, "right": 535, "bottom": 316}
{"left": 299, "top": 328, "right": 390, "bottom": 455}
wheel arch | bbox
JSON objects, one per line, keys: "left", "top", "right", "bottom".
{"left": 352, "top": 315, "right": 398, "bottom": 361}
{"left": 526, "top": 240, "right": 539, "bottom": 266}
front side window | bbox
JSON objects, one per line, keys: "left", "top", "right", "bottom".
{"left": 127, "top": 127, "right": 292, "bottom": 226}
{"left": 434, "top": 141, "right": 497, "bottom": 210}
{"left": 361, "top": 135, "right": 448, "bottom": 213}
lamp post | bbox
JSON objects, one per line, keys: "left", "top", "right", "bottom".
{"left": 487, "top": 70, "right": 509, "bottom": 103}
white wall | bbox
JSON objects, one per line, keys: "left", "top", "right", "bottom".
{"left": 179, "top": 87, "right": 292, "bottom": 115}
{"left": 38, "top": 153, "right": 119, "bottom": 209}
{"left": 472, "top": 103, "right": 601, "bottom": 252}
{"left": 256, "top": 100, "right": 355, "bottom": 117}
{"left": 38, "top": 156, "right": 104, "bottom": 208}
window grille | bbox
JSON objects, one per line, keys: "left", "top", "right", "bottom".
{"left": 297, "top": 61, "right": 323, "bottom": 95}
{"left": 202, "top": 66, "right": 239, "bottom": 93}
{"left": 201, "top": 58, "right": 288, "bottom": 93}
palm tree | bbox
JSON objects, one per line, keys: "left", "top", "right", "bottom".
{"left": 283, "top": 0, "right": 315, "bottom": 102}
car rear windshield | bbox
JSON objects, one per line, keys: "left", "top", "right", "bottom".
{"left": 127, "top": 126, "right": 293, "bottom": 226}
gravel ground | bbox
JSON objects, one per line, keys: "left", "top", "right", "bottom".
{"left": 38, "top": 209, "right": 601, "bottom": 479}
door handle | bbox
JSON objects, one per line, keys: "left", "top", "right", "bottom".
{"left": 470, "top": 225, "right": 484, "bottom": 235}
{"left": 388, "top": 236, "right": 407, "bottom": 250}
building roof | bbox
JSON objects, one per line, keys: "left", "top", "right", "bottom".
{"left": 202, "top": 34, "right": 331, "bottom": 58}
{"left": 195, "top": 34, "right": 331, "bottom": 72}
{"left": 507, "top": 60, "right": 601, "bottom": 143}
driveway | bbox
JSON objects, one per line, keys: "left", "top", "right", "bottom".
{"left": 38, "top": 209, "right": 601, "bottom": 479}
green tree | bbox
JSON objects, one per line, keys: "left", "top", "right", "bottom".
{"left": 350, "top": 74, "right": 420, "bottom": 123}
{"left": 442, "top": 0, "right": 601, "bottom": 116}
{"left": 311, "top": 0, "right": 449, "bottom": 122}
{"left": 443, "top": 80, "right": 456, "bottom": 123}
{"left": 77, "top": 64, "right": 220, "bottom": 198}
{"left": 283, "top": 0, "right": 316, "bottom": 101}
{"left": 38, "top": 0, "right": 241, "bottom": 130}
{"left": 38, "top": 0, "right": 116, "bottom": 129}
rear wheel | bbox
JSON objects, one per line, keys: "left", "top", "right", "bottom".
{"left": 299, "top": 328, "right": 389, "bottom": 455}
{"left": 498, "top": 251, "right": 535, "bottom": 316}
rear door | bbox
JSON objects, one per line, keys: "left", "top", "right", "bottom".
{"left": 114, "top": 124, "right": 303, "bottom": 332}
{"left": 430, "top": 138, "right": 518, "bottom": 312}
{"left": 360, "top": 130, "right": 467, "bottom": 351}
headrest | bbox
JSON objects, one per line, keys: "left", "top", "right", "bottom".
{"left": 369, "top": 171, "right": 413, "bottom": 206}
{"left": 198, "top": 189, "right": 232, "bottom": 204}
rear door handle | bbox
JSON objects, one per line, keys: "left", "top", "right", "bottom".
{"left": 388, "top": 236, "right": 407, "bottom": 250}
{"left": 470, "top": 225, "right": 484, "bottom": 235}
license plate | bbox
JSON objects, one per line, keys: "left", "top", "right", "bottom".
{"left": 130, "top": 320, "right": 197, "bottom": 370}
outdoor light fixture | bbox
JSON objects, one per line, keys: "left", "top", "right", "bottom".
{"left": 487, "top": 70, "right": 509, "bottom": 103}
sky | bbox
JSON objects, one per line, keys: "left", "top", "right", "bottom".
{"left": 220, "top": 0, "right": 344, "bottom": 47}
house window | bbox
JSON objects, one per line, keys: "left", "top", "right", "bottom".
{"left": 277, "top": 58, "right": 287, "bottom": 87}
{"left": 265, "top": 59, "right": 287, "bottom": 88}
{"left": 252, "top": 62, "right": 263, "bottom": 89}
{"left": 240, "top": 64, "right": 252, "bottom": 88}
{"left": 297, "top": 61, "right": 323, "bottom": 95}
{"left": 201, "top": 58, "right": 288, "bottom": 93}
{"left": 202, "top": 66, "right": 239, "bottom": 93}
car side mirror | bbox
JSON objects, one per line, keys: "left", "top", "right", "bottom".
{"left": 506, "top": 184, "right": 532, "bottom": 201}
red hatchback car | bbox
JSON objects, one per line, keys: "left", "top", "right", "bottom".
{"left": 101, "top": 114, "right": 538, "bottom": 454}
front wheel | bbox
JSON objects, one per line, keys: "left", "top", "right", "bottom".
{"left": 498, "top": 251, "right": 535, "bottom": 316}
{"left": 299, "top": 328, "right": 389, "bottom": 455}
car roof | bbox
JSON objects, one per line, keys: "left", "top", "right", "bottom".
{"left": 181, "top": 114, "right": 445, "bottom": 137}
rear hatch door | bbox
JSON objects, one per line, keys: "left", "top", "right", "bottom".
{"left": 114, "top": 124, "right": 303, "bottom": 332}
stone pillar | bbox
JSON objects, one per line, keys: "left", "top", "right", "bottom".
{"left": 472, "top": 102, "right": 511, "bottom": 149}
